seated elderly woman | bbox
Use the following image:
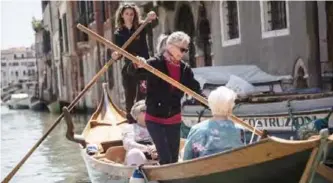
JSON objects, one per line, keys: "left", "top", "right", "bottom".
{"left": 121, "top": 100, "right": 158, "bottom": 166}
{"left": 183, "top": 86, "right": 244, "bottom": 160}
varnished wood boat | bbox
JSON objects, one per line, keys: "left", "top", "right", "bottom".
{"left": 63, "top": 83, "right": 333, "bottom": 183}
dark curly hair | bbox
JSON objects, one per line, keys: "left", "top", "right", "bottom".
{"left": 115, "top": 3, "right": 141, "bottom": 30}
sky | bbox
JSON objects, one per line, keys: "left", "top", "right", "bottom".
{"left": 1, "top": 0, "right": 42, "bottom": 50}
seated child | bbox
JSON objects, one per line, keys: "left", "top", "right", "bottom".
{"left": 122, "top": 100, "right": 158, "bottom": 165}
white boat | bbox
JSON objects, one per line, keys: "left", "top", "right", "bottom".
{"left": 6, "top": 93, "right": 30, "bottom": 109}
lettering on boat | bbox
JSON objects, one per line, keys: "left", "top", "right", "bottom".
{"left": 183, "top": 113, "right": 328, "bottom": 131}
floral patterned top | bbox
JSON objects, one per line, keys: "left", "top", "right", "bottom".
{"left": 183, "top": 119, "right": 244, "bottom": 160}
{"left": 121, "top": 123, "right": 153, "bottom": 152}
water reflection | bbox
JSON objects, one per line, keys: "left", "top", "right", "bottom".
{"left": 1, "top": 106, "right": 91, "bottom": 183}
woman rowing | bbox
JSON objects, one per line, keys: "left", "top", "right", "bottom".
{"left": 128, "top": 31, "right": 205, "bottom": 165}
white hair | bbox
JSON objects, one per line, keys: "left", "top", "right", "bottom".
{"left": 208, "top": 86, "right": 237, "bottom": 116}
{"left": 166, "top": 31, "right": 190, "bottom": 46}
{"left": 156, "top": 34, "right": 168, "bottom": 54}
{"left": 130, "top": 100, "right": 146, "bottom": 121}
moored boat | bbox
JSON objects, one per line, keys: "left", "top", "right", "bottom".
{"left": 29, "top": 96, "right": 47, "bottom": 111}
{"left": 182, "top": 96, "right": 333, "bottom": 140}
{"left": 64, "top": 83, "right": 333, "bottom": 183}
{"left": 181, "top": 65, "right": 333, "bottom": 140}
{"left": 6, "top": 93, "right": 30, "bottom": 109}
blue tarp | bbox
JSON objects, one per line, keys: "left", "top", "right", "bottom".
{"left": 192, "top": 65, "right": 292, "bottom": 89}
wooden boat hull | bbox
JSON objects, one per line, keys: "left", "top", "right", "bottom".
{"left": 79, "top": 137, "right": 332, "bottom": 183}
{"left": 159, "top": 150, "right": 326, "bottom": 183}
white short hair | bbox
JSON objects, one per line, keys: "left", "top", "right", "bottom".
{"left": 208, "top": 86, "right": 237, "bottom": 116}
{"left": 166, "top": 31, "right": 190, "bottom": 46}
{"left": 130, "top": 100, "right": 146, "bottom": 120}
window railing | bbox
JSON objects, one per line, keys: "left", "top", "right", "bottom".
{"left": 224, "top": 1, "right": 239, "bottom": 39}
{"left": 267, "top": 1, "right": 287, "bottom": 31}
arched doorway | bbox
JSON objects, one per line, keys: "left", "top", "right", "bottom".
{"left": 196, "top": 1, "right": 212, "bottom": 66}
{"left": 175, "top": 3, "right": 196, "bottom": 67}
{"left": 293, "top": 58, "right": 309, "bottom": 89}
{"left": 295, "top": 67, "right": 308, "bottom": 88}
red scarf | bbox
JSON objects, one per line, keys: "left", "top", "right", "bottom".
{"left": 163, "top": 51, "right": 180, "bottom": 91}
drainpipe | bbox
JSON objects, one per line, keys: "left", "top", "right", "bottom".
{"left": 313, "top": 1, "right": 322, "bottom": 89}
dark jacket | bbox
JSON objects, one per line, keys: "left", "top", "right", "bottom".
{"left": 114, "top": 24, "right": 150, "bottom": 76}
{"left": 128, "top": 54, "right": 203, "bottom": 119}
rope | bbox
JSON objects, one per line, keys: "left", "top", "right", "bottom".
{"left": 138, "top": 164, "right": 150, "bottom": 183}
{"left": 287, "top": 100, "right": 296, "bottom": 131}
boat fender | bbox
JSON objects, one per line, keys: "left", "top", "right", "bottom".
{"left": 86, "top": 144, "right": 98, "bottom": 156}
{"left": 129, "top": 165, "right": 147, "bottom": 183}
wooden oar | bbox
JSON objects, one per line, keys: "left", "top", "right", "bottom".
{"left": 1, "top": 18, "right": 151, "bottom": 183}
{"left": 76, "top": 24, "right": 264, "bottom": 137}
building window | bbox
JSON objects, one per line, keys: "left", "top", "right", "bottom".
{"left": 27, "top": 62, "right": 35, "bottom": 67}
{"left": 219, "top": 1, "right": 241, "bottom": 47}
{"left": 260, "top": 1, "right": 290, "bottom": 38}
{"left": 101, "top": 1, "right": 107, "bottom": 23}
{"left": 13, "top": 62, "right": 19, "bottom": 66}
{"left": 87, "top": 1, "right": 94, "bottom": 23}
{"left": 43, "top": 31, "right": 51, "bottom": 53}
{"left": 15, "top": 71, "right": 18, "bottom": 77}
{"left": 76, "top": 1, "right": 90, "bottom": 42}
{"left": 14, "top": 54, "right": 17, "bottom": 59}
{"left": 21, "top": 54, "right": 24, "bottom": 58}
{"left": 23, "top": 71, "right": 26, "bottom": 76}
{"left": 1, "top": 63, "right": 6, "bottom": 67}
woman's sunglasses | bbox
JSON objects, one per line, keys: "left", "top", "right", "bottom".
{"left": 172, "top": 44, "right": 189, "bottom": 53}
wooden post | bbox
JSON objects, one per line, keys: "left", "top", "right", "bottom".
{"left": 299, "top": 129, "right": 329, "bottom": 183}
{"left": 315, "top": 163, "right": 333, "bottom": 182}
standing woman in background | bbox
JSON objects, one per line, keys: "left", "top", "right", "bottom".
{"left": 112, "top": 3, "right": 157, "bottom": 123}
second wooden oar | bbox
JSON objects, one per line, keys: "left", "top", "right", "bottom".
{"left": 1, "top": 18, "right": 151, "bottom": 183}
{"left": 76, "top": 23, "right": 264, "bottom": 137}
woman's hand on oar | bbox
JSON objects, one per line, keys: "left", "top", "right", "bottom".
{"left": 147, "top": 11, "right": 157, "bottom": 22}
{"left": 135, "top": 56, "right": 147, "bottom": 68}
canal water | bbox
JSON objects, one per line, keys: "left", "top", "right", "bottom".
{"left": 1, "top": 106, "right": 91, "bottom": 182}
